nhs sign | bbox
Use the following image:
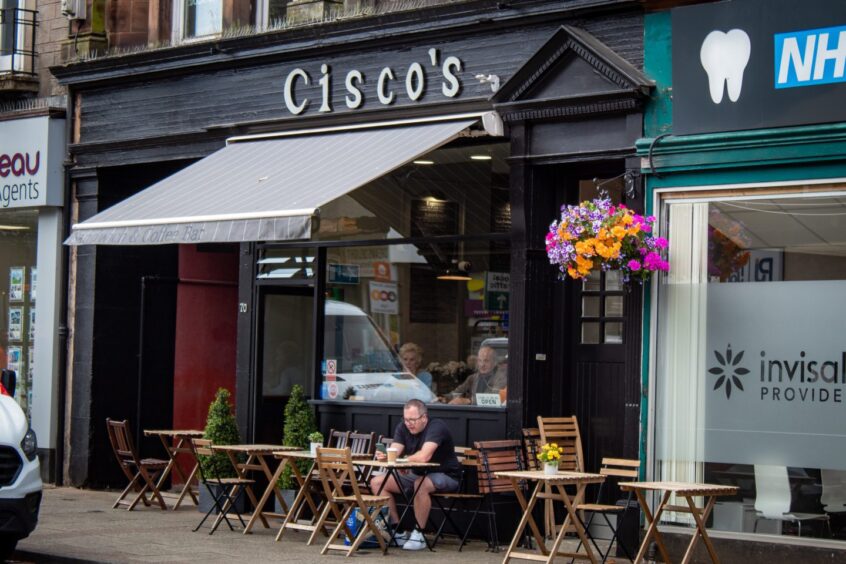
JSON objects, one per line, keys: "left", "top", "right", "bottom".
{"left": 673, "top": 0, "right": 846, "bottom": 135}
{"left": 776, "top": 25, "right": 846, "bottom": 88}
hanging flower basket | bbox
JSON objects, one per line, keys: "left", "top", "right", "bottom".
{"left": 545, "top": 198, "right": 669, "bottom": 283}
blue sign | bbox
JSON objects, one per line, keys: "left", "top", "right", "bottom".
{"left": 775, "top": 24, "right": 846, "bottom": 89}
{"left": 328, "top": 263, "right": 359, "bottom": 285}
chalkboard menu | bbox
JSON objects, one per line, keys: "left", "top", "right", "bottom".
{"left": 411, "top": 198, "right": 459, "bottom": 268}
{"left": 490, "top": 190, "right": 511, "bottom": 272}
{"left": 411, "top": 199, "right": 459, "bottom": 238}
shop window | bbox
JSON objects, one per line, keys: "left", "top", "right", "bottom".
{"left": 0, "top": 209, "right": 37, "bottom": 417}
{"left": 257, "top": 248, "right": 315, "bottom": 280}
{"left": 319, "top": 240, "right": 509, "bottom": 408}
{"left": 653, "top": 189, "right": 846, "bottom": 540}
{"left": 313, "top": 141, "right": 510, "bottom": 242}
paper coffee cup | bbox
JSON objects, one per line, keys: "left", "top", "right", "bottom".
{"left": 386, "top": 448, "right": 398, "bottom": 462}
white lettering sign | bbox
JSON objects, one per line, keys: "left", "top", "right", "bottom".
{"left": 282, "top": 49, "right": 464, "bottom": 116}
{"left": 0, "top": 117, "right": 65, "bottom": 209}
{"left": 705, "top": 281, "right": 846, "bottom": 470}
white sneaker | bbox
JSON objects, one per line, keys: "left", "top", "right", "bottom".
{"left": 401, "top": 529, "right": 427, "bottom": 551}
{"left": 392, "top": 529, "right": 410, "bottom": 547}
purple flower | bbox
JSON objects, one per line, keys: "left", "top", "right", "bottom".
{"left": 628, "top": 259, "right": 641, "bottom": 271}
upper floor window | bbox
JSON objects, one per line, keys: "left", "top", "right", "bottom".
{"left": 173, "top": 0, "right": 222, "bottom": 42}
{"left": 0, "top": 0, "right": 35, "bottom": 74}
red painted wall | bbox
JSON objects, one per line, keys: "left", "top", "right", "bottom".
{"left": 172, "top": 245, "right": 239, "bottom": 438}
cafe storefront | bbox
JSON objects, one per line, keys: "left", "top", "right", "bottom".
{"left": 641, "top": 0, "right": 846, "bottom": 559}
{"left": 53, "top": 2, "right": 651, "bottom": 487}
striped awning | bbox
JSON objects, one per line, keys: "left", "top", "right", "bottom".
{"left": 65, "top": 117, "right": 480, "bottom": 245}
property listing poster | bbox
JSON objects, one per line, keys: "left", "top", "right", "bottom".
{"left": 9, "top": 267, "right": 24, "bottom": 302}
{"left": 7, "top": 346, "right": 21, "bottom": 372}
{"left": 30, "top": 268, "right": 36, "bottom": 302}
{"left": 29, "top": 309, "right": 35, "bottom": 342}
{"left": 8, "top": 307, "right": 23, "bottom": 341}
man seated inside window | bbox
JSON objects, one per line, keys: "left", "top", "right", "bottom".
{"left": 447, "top": 345, "right": 506, "bottom": 405}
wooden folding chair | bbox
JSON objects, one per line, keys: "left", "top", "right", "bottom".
{"left": 473, "top": 439, "right": 532, "bottom": 552}
{"left": 575, "top": 457, "right": 640, "bottom": 563}
{"left": 521, "top": 428, "right": 542, "bottom": 471}
{"left": 189, "top": 438, "right": 256, "bottom": 535}
{"left": 349, "top": 431, "right": 377, "bottom": 486}
{"left": 105, "top": 418, "right": 169, "bottom": 511}
{"left": 537, "top": 415, "right": 585, "bottom": 538}
{"left": 314, "top": 447, "right": 392, "bottom": 557}
{"left": 327, "top": 428, "right": 351, "bottom": 448}
{"left": 431, "top": 447, "right": 485, "bottom": 551}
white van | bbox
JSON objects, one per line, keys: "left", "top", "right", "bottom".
{"left": 322, "top": 300, "right": 435, "bottom": 403}
{"left": 0, "top": 371, "right": 42, "bottom": 559}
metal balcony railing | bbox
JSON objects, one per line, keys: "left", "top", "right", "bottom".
{"left": 0, "top": 7, "right": 37, "bottom": 77}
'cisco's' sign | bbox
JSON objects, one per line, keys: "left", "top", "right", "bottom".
{"left": 672, "top": 0, "right": 846, "bottom": 134}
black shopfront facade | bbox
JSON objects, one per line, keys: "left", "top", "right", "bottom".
{"left": 53, "top": 1, "right": 650, "bottom": 487}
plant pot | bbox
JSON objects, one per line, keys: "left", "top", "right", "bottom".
{"left": 198, "top": 482, "right": 248, "bottom": 515}
{"left": 543, "top": 462, "right": 559, "bottom": 476}
{"left": 310, "top": 442, "right": 322, "bottom": 456}
{"left": 275, "top": 489, "right": 298, "bottom": 515}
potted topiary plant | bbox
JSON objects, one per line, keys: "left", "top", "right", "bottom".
{"left": 308, "top": 431, "right": 324, "bottom": 456}
{"left": 277, "top": 384, "right": 318, "bottom": 513}
{"left": 198, "top": 387, "right": 244, "bottom": 514}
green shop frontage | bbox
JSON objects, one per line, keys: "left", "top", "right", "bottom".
{"left": 640, "top": 0, "right": 846, "bottom": 561}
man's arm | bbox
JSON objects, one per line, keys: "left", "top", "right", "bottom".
{"left": 448, "top": 373, "right": 476, "bottom": 405}
{"left": 406, "top": 441, "right": 437, "bottom": 463}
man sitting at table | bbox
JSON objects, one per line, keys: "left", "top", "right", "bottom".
{"left": 369, "top": 398, "right": 460, "bottom": 551}
{"left": 447, "top": 345, "right": 506, "bottom": 405}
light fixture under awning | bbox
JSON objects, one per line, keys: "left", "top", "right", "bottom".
{"left": 65, "top": 115, "right": 487, "bottom": 246}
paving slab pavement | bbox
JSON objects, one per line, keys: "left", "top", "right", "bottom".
{"left": 13, "top": 486, "right": 603, "bottom": 563}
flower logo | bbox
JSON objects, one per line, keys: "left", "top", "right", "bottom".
{"left": 708, "top": 345, "right": 749, "bottom": 399}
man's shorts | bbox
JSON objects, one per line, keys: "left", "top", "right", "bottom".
{"left": 395, "top": 471, "right": 459, "bottom": 497}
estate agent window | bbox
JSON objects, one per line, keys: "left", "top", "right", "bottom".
{"left": 652, "top": 185, "right": 846, "bottom": 541}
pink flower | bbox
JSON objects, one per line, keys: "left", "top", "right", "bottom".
{"left": 654, "top": 237, "right": 668, "bottom": 249}
{"left": 627, "top": 259, "right": 641, "bottom": 271}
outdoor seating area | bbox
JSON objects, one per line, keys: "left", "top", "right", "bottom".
{"left": 101, "top": 411, "right": 746, "bottom": 564}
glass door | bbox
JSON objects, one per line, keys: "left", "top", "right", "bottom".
{"left": 254, "top": 286, "right": 314, "bottom": 444}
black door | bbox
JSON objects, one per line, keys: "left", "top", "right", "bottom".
{"left": 553, "top": 167, "right": 643, "bottom": 472}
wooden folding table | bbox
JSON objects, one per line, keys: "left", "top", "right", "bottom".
{"left": 143, "top": 429, "right": 204, "bottom": 510}
{"left": 495, "top": 469, "right": 606, "bottom": 564}
{"left": 211, "top": 444, "right": 298, "bottom": 533}
{"left": 619, "top": 481, "right": 739, "bottom": 564}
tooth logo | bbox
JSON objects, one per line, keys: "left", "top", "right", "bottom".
{"left": 700, "top": 29, "right": 751, "bottom": 103}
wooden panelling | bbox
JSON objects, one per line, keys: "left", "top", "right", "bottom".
{"left": 74, "top": 13, "right": 644, "bottom": 152}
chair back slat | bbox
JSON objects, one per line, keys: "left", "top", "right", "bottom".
{"left": 349, "top": 431, "right": 376, "bottom": 456}
{"left": 316, "top": 447, "right": 366, "bottom": 500}
{"left": 377, "top": 435, "right": 394, "bottom": 448}
{"left": 474, "top": 439, "right": 526, "bottom": 494}
{"left": 599, "top": 457, "right": 641, "bottom": 479}
{"left": 521, "top": 428, "right": 542, "bottom": 470}
{"left": 191, "top": 438, "right": 215, "bottom": 458}
{"left": 327, "top": 429, "right": 351, "bottom": 449}
{"left": 106, "top": 418, "right": 140, "bottom": 466}
{"left": 537, "top": 415, "right": 584, "bottom": 472}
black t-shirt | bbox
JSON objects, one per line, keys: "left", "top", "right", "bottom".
{"left": 393, "top": 418, "right": 460, "bottom": 478}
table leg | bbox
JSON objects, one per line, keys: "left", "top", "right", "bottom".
{"left": 509, "top": 476, "right": 546, "bottom": 551}
{"left": 169, "top": 436, "right": 199, "bottom": 509}
{"left": 682, "top": 495, "right": 720, "bottom": 564}
{"left": 632, "top": 489, "right": 673, "bottom": 564}
{"left": 244, "top": 454, "right": 285, "bottom": 534}
{"left": 151, "top": 434, "right": 176, "bottom": 509}
{"left": 541, "top": 483, "right": 595, "bottom": 563}
{"left": 174, "top": 461, "right": 199, "bottom": 509}
{"left": 502, "top": 479, "right": 549, "bottom": 564}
